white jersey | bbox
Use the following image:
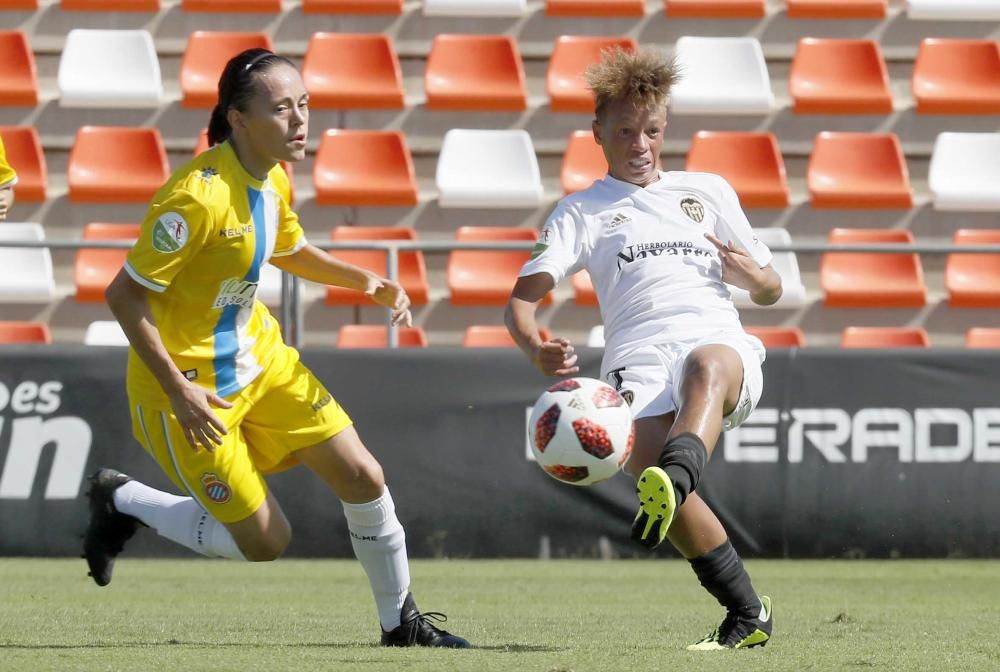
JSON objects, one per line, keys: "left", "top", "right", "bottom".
{"left": 519, "top": 170, "right": 772, "bottom": 373}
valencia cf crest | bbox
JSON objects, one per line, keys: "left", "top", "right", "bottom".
{"left": 620, "top": 389, "right": 635, "bottom": 406}
{"left": 680, "top": 197, "right": 705, "bottom": 223}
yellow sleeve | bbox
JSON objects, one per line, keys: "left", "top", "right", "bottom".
{"left": 0, "top": 135, "right": 17, "bottom": 190}
{"left": 124, "top": 189, "right": 213, "bottom": 293}
{"left": 270, "top": 167, "right": 306, "bottom": 258}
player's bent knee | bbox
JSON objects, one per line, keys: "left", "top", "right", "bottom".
{"left": 239, "top": 527, "right": 291, "bottom": 562}
{"left": 682, "top": 351, "right": 734, "bottom": 393}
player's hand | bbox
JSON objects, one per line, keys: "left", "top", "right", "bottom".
{"left": 0, "top": 189, "right": 11, "bottom": 221}
{"left": 705, "top": 233, "right": 764, "bottom": 292}
{"left": 167, "top": 380, "right": 233, "bottom": 452}
{"left": 365, "top": 277, "right": 412, "bottom": 327}
{"left": 533, "top": 337, "right": 580, "bottom": 377}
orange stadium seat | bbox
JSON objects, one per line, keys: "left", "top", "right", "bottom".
{"left": 946, "top": 229, "right": 1000, "bottom": 308}
{"left": 561, "top": 130, "right": 607, "bottom": 195}
{"left": 75, "top": 223, "right": 139, "bottom": 303}
{"left": 61, "top": 0, "right": 160, "bottom": 9}
{"left": 337, "top": 325, "right": 428, "bottom": 348}
{"left": 790, "top": 39, "right": 892, "bottom": 114}
{"left": 966, "top": 328, "right": 1000, "bottom": 349}
{"left": 182, "top": 0, "right": 280, "bottom": 11}
{"left": 841, "top": 327, "right": 930, "bottom": 349}
{"left": 821, "top": 229, "right": 927, "bottom": 308}
{"left": 786, "top": 0, "right": 886, "bottom": 18}
{"left": 807, "top": 132, "right": 912, "bottom": 209}
{"left": 304, "top": 33, "right": 404, "bottom": 110}
{"left": 325, "top": 227, "right": 429, "bottom": 306}
{"left": 303, "top": 0, "right": 402, "bottom": 12}
{"left": 68, "top": 126, "right": 169, "bottom": 203}
{"left": 425, "top": 35, "right": 527, "bottom": 112}
{"left": 573, "top": 270, "right": 597, "bottom": 306}
{"left": 181, "top": 32, "right": 273, "bottom": 108}
{"left": 194, "top": 129, "right": 295, "bottom": 203}
{"left": 744, "top": 326, "right": 806, "bottom": 348}
{"left": 313, "top": 130, "right": 417, "bottom": 207}
{"left": 0, "top": 31, "right": 37, "bottom": 107}
{"left": 546, "top": 0, "right": 644, "bottom": 16}
{"left": 913, "top": 39, "right": 1000, "bottom": 115}
{"left": 464, "top": 325, "right": 552, "bottom": 348}
{"left": 547, "top": 36, "right": 637, "bottom": 113}
{"left": 0, "top": 321, "right": 51, "bottom": 344}
{"left": 685, "top": 131, "right": 789, "bottom": 209}
{"left": 665, "top": 0, "right": 766, "bottom": 18}
{"left": 448, "top": 227, "right": 549, "bottom": 306}
{"left": 0, "top": 127, "right": 46, "bottom": 202}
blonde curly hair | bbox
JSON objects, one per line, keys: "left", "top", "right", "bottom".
{"left": 584, "top": 46, "right": 680, "bottom": 120}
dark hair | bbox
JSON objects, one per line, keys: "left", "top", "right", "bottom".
{"left": 207, "top": 48, "right": 296, "bottom": 147}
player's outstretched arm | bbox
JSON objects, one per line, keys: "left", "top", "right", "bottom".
{"left": 704, "top": 233, "right": 782, "bottom": 306}
{"left": 506, "top": 273, "right": 579, "bottom": 377}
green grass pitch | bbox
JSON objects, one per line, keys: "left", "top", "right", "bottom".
{"left": 1, "top": 558, "right": 997, "bottom": 671}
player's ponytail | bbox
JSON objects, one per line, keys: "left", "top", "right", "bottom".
{"left": 206, "top": 48, "right": 296, "bottom": 147}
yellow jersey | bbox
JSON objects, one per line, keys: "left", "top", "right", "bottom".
{"left": 124, "top": 141, "right": 306, "bottom": 402}
{"left": 0, "top": 134, "right": 18, "bottom": 190}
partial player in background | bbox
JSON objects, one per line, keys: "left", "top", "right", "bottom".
{"left": 0, "top": 133, "right": 18, "bottom": 221}
{"left": 506, "top": 47, "right": 780, "bottom": 650}
{"left": 85, "top": 48, "right": 469, "bottom": 649}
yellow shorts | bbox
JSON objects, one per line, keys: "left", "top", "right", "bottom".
{"left": 128, "top": 345, "right": 352, "bottom": 523}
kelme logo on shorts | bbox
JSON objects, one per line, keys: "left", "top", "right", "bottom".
{"left": 152, "top": 212, "right": 189, "bottom": 253}
{"left": 201, "top": 472, "right": 232, "bottom": 504}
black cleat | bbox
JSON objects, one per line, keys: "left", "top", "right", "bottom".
{"left": 83, "top": 468, "right": 142, "bottom": 587}
{"left": 380, "top": 593, "right": 471, "bottom": 648}
{"left": 687, "top": 596, "right": 773, "bottom": 650}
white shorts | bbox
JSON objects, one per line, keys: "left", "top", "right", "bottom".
{"left": 602, "top": 333, "right": 765, "bottom": 431}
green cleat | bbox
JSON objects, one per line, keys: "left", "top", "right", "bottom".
{"left": 687, "top": 596, "right": 773, "bottom": 651}
{"left": 630, "top": 466, "right": 676, "bottom": 550}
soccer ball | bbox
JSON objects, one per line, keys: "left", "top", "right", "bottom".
{"left": 528, "top": 377, "right": 635, "bottom": 486}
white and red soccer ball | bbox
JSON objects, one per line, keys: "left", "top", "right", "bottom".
{"left": 528, "top": 377, "right": 635, "bottom": 486}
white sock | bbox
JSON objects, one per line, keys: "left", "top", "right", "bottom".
{"left": 342, "top": 487, "right": 410, "bottom": 631}
{"left": 113, "top": 480, "right": 245, "bottom": 560}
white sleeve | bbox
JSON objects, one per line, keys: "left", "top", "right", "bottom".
{"left": 713, "top": 176, "right": 772, "bottom": 268}
{"left": 518, "top": 202, "right": 588, "bottom": 285}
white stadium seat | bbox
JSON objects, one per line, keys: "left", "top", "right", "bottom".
{"left": 436, "top": 129, "right": 544, "bottom": 208}
{"left": 423, "top": 0, "right": 526, "bottom": 16}
{"left": 58, "top": 29, "right": 162, "bottom": 108}
{"left": 587, "top": 325, "right": 605, "bottom": 348}
{"left": 669, "top": 37, "right": 774, "bottom": 115}
{"left": 907, "top": 0, "right": 1000, "bottom": 20}
{"left": 0, "top": 223, "right": 56, "bottom": 303}
{"left": 929, "top": 133, "right": 1000, "bottom": 212}
{"left": 84, "top": 321, "right": 129, "bottom": 347}
{"left": 256, "top": 263, "right": 284, "bottom": 306}
{"left": 727, "top": 228, "right": 808, "bottom": 308}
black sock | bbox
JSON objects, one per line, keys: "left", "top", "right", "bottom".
{"left": 689, "top": 539, "right": 760, "bottom": 616}
{"left": 658, "top": 432, "right": 707, "bottom": 506}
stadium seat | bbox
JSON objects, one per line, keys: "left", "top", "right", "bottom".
{"left": 58, "top": 30, "right": 161, "bottom": 108}
{"left": 182, "top": 0, "right": 280, "bottom": 11}
{"left": 0, "top": 31, "right": 37, "bottom": 107}
{"left": 181, "top": 32, "right": 273, "bottom": 108}
{"left": 664, "top": 0, "right": 766, "bottom": 18}
{"left": 424, "top": 0, "right": 526, "bottom": 15}
{"left": 727, "top": 228, "right": 807, "bottom": 308}
{"left": 841, "top": 327, "right": 930, "bottom": 349}
{"left": 966, "top": 328, "right": 1000, "bottom": 349}
{"left": 0, "top": 321, "right": 51, "bottom": 344}
{"left": 61, "top": 0, "right": 159, "bottom": 9}
{"left": 0, "top": 0, "right": 38, "bottom": 9}
{"left": 561, "top": 130, "right": 607, "bottom": 195}
{"left": 685, "top": 131, "right": 789, "bottom": 209}
{"left": 790, "top": 39, "right": 892, "bottom": 114}
{"left": 821, "top": 229, "right": 927, "bottom": 308}
{"left": 193, "top": 129, "right": 294, "bottom": 203}
{"left": 744, "top": 326, "right": 806, "bottom": 348}
{"left": 785, "top": 0, "right": 886, "bottom": 18}
{"left": 669, "top": 37, "right": 773, "bottom": 114}
{"left": 928, "top": 133, "right": 1000, "bottom": 211}
{"left": 912, "top": 39, "right": 1000, "bottom": 115}
{"left": 84, "top": 321, "right": 129, "bottom": 346}
{"left": 302, "top": 0, "right": 402, "bottom": 12}
{"left": 448, "top": 227, "right": 549, "bottom": 306}
{"left": 0, "top": 127, "right": 46, "bottom": 202}
{"left": 573, "top": 270, "right": 597, "bottom": 306}
{"left": 547, "top": 36, "right": 637, "bottom": 113}
{"left": 75, "top": 223, "right": 139, "bottom": 303}
{"left": 547, "top": 0, "right": 643, "bottom": 15}
{"left": 314, "top": 130, "right": 417, "bottom": 207}
{"left": 336, "top": 325, "right": 428, "bottom": 348}
{"left": 587, "top": 325, "right": 605, "bottom": 347}
{"left": 0, "top": 223, "right": 56, "bottom": 303}
{"left": 436, "top": 130, "right": 543, "bottom": 208}
{"left": 907, "top": 0, "right": 1000, "bottom": 20}
{"left": 303, "top": 33, "right": 404, "bottom": 110}
{"left": 325, "top": 227, "right": 429, "bottom": 306}
{"left": 946, "top": 229, "right": 1000, "bottom": 308}
{"left": 68, "top": 126, "right": 170, "bottom": 204}
{"left": 463, "top": 325, "right": 552, "bottom": 348}
{"left": 807, "top": 132, "right": 913, "bottom": 209}
{"left": 425, "top": 35, "right": 527, "bottom": 112}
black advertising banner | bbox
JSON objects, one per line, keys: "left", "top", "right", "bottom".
{"left": 0, "top": 347, "right": 997, "bottom": 559}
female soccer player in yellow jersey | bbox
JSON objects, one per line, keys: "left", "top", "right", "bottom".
{"left": 84, "top": 48, "right": 469, "bottom": 649}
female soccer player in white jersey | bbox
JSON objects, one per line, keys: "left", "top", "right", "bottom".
{"left": 506, "top": 47, "right": 779, "bottom": 651}
{"left": 84, "top": 48, "right": 469, "bottom": 649}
